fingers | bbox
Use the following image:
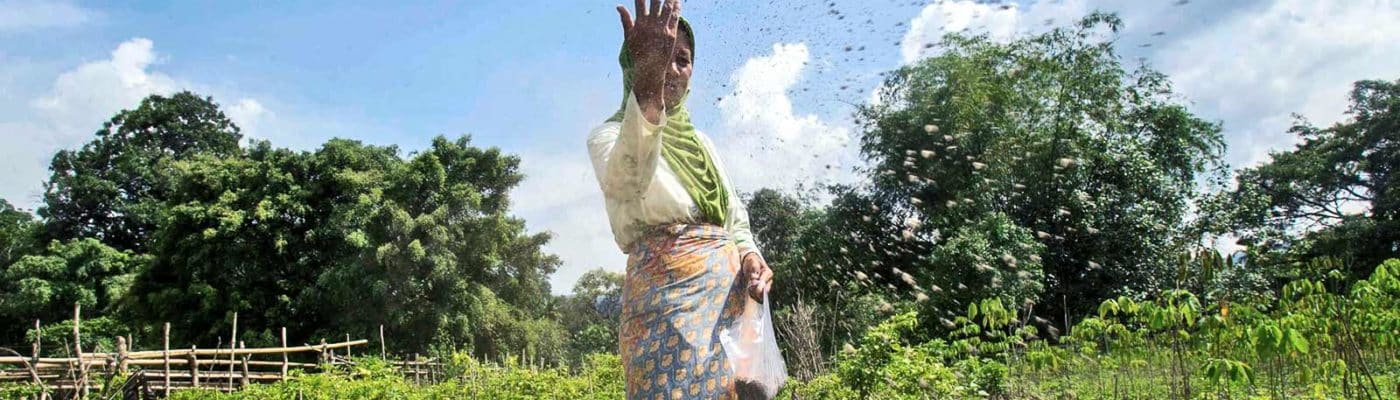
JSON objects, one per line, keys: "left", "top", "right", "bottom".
{"left": 758, "top": 267, "right": 773, "bottom": 298}
{"left": 658, "top": 0, "right": 673, "bottom": 23}
{"left": 634, "top": 0, "right": 646, "bottom": 17}
{"left": 665, "top": 0, "right": 681, "bottom": 30}
{"left": 749, "top": 280, "right": 770, "bottom": 302}
{"left": 616, "top": 5, "right": 634, "bottom": 38}
{"left": 650, "top": 0, "right": 662, "bottom": 17}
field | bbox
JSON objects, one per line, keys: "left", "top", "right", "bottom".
{"left": 5, "top": 259, "right": 1395, "bottom": 399}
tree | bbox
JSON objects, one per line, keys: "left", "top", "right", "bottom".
{"left": 315, "top": 136, "right": 561, "bottom": 356}
{"left": 0, "top": 239, "right": 148, "bottom": 345}
{"left": 125, "top": 136, "right": 560, "bottom": 356}
{"left": 1203, "top": 79, "right": 1399, "bottom": 280}
{"left": 833, "top": 13, "right": 1225, "bottom": 324}
{"left": 558, "top": 268, "right": 624, "bottom": 365}
{"left": 39, "top": 91, "right": 242, "bottom": 252}
{"left": 0, "top": 199, "right": 37, "bottom": 267}
{"left": 744, "top": 189, "right": 824, "bottom": 305}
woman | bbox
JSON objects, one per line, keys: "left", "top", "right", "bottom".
{"left": 586, "top": 0, "right": 775, "bottom": 398}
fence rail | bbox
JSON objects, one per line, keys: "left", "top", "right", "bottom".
{"left": 0, "top": 304, "right": 444, "bottom": 399}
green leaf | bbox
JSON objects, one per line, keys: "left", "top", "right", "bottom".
{"left": 1285, "top": 328, "right": 1309, "bottom": 354}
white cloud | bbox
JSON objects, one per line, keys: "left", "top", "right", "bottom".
{"left": 715, "top": 43, "right": 855, "bottom": 194}
{"left": 894, "top": 0, "right": 1400, "bottom": 172}
{"left": 0, "top": 38, "right": 268, "bottom": 210}
{"left": 31, "top": 38, "right": 178, "bottom": 141}
{"left": 881, "top": 0, "right": 1092, "bottom": 109}
{"left": 0, "top": 0, "right": 97, "bottom": 32}
{"left": 512, "top": 150, "right": 626, "bottom": 294}
{"left": 1154, "top": 0, "right": 1400, "bottom": 168}
{"left": 900, "top": 0, "right": 1089, "bottom": 64}
{"left": 225, "top": 98, "right": 269, "bottom": 141}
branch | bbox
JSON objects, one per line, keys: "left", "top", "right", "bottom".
{"left": 1339, "top": 185, "right": 1372, "bottom": 204}
{"left": 1291, "top": 195, "right": 1346, "bottom": 221}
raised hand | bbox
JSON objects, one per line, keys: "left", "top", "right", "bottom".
{"left": 616, "top": 0, "right": 681, "bottom": 124}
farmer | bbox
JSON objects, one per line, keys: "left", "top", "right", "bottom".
{"left": 586, "top": 0, "right": 774, "bottom": 398}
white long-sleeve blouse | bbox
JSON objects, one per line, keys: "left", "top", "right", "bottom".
{"left": 587, "top": 92, "right": 762, "bottom": 259}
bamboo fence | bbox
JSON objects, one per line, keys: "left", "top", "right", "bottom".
{"left": 0, "top": 305, "right": 445, "bottom": 399}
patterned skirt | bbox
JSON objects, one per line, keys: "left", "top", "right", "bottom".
{"left": 620, "top": 223, "right": 746, "bottom": 400}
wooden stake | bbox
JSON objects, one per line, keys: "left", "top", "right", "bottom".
{"left": 379, "top": 324, "right": 386, "bottom": 359}
{"left": 163, "top": 323, "right": 170, "bottom": 397}
{"left": 33, "top": 319, "right": 46, "bottom": 400}
{"left": 319, "top": 339, "right": 327, "bottom": 365}
{"left": 72, "top": 303, "right": 86, "bottom": 399}
{"left": 280, "top": 327, "right": 288, "bottom": 381}
{"left": 189, "top": 345, "right": 199, "bottom": 388}
{"left": 31, "top": 320, "right": 39, "bottom": 363}
{"left": 229, "top": 312, "right": 237, "bottom": 389}
{"left": 239, "top": 341, "right": 249, "bottom": 388}
{"left": 345, "top": 333, "right": 352, "bottom": 359}
{"left": 116, "top": 335, "right": 128, "bottom": 373}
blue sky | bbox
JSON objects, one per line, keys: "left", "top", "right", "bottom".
{"left": 3, "top": 0, "right": 1398, "bottom": 294}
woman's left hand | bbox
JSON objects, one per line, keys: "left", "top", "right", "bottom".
{"left": 741, "top": 252, "right": 773, "bottom": 302}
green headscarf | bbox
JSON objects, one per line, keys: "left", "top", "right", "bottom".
{"left": 607, "top": 18, "right": 730, "bottom": 226}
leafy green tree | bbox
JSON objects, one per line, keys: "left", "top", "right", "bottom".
{"left": 1203, "top": 79, "right": 1399, "bottom": 280}
{"left": 125, "top": 136, "right": 560, "bottom": 357}
{"left": 316, "top": 136, "right": 560, "bottom": 356}
{"left": 742, "top": 188, "right": 906, "bottom": 352}
{"left": 558, "top": 268, "right": 624, "bottom": 365}
{"left": 744, "top": 189, "right": 824, "bottom": 305}
{"left": 0, "top": 238, "right": 148, "bottom": 345}
{"left": 124, "top": 140, "right": 365, "bottom": 346}
{"left": 39, "top": 91, "right": 242, "bottom": 252}
{"left": 0, "top": 199, "right": 37, "bottom": 266}
{"left": 831, "top": 13, "right": 1225, "bottom": 324}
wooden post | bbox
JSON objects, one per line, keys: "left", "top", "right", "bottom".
{"left": 163, "top": 323, "right": 171, "bottom": 397}
{"left": 229, "top": 312, "right": 237, "bottom": 390}
{"left": 413, "top": 353, "right": 421, "bottom": 385}
{"left": 31, "top": 319, "right": 40, "bottom": 364}
{"left": 32, "top": 319, "right": 46, "bottom": 400}
{"left": 73, "top": 303, "right": 87, "bottom": 399}
{"left": 379, "top": 325, "right": 386, "bottom": 360}
{"left": 117, "top": 335, "right": 129, "bottom": 374}
{"left": 280, "top": 327, "right": 288, "bottom": 381}
{"left": 345, "top": 333, "right": 352, "bottom": 359}
{"left": 239, "top": 341, "right": 249, "bottom": 388}
{"left": 189, "top": 346, "right": 199, "bottom": 388}
{"left": 319, "top": 339, "right": 328, "bottom": 366}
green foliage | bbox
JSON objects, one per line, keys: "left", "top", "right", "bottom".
{"left": 0, "top": 199, "right": 37, "bottom": 267}
{"left": 770, "top": 13, "right": 1227, "bottom": 337}
{"left": 39, "top": 91, "right": 243, "bottom": 253}
{"left": 26, "top": 316, "right": 134, "bottom": 356}
{"left": 118, "top": 135, "right": 560, "bottom": 358}
{"left": 821, "top": 311, "right": 1008, "bottom": 399}
{"left": 557, "top": 269, "right": 623, "bottom": 366}
{"left": 778, "top": 258, "right": 1400, "bottom": 399}
{"left": 1, "top": 89, "right": 564, "bottom": 363}
{"left": 164, "top": 353, "right": 624, "bottom": 400}
{"left": 1203, "top": 78, "right": 1400, "bottom": 281}
{"left": 926, "top": 213, "right": 1045, "bottom": 310}
{"left": 0, "top": 239, "right": 147, "bottom": 344}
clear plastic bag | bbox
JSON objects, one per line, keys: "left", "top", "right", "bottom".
{"left": 719, "top": 293, "right": 787, "bottom": 399}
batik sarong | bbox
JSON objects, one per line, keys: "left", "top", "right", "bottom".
{"left": 620, "top": 223, "right": 747, "bottom": 400}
